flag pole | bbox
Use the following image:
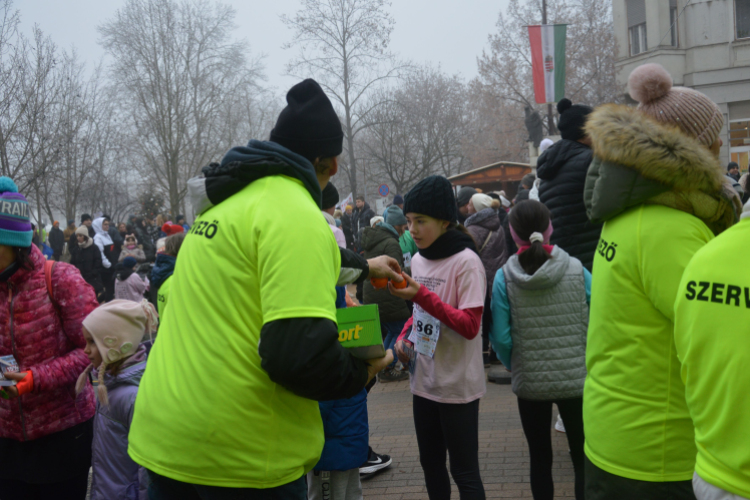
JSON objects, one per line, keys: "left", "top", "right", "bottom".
{"left": 542, "top": 0, "right": 557, "bottom": 135}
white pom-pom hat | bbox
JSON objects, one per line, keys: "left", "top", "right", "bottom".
{"left": 628, "top": 63, "right": 723, "bottom": 147}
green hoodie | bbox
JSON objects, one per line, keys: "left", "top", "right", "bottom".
{"left": 399, "top": 230, "right": 418, "bottom": 271}
{"left": 582, "top": 105, "right": 739, "bottom": 482}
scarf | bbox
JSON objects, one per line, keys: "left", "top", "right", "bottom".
{"left": 322, "top": 211, "right": 336, "bottom": 227}
{"left": 419, "top": 228, "right": 477, "bottom": 260}
{"left": 78, "top": 236, "right": 93, "bottom": 249}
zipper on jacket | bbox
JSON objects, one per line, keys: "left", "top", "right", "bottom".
{"left": 7, "top": 283, "right": 29, "bottom": 441}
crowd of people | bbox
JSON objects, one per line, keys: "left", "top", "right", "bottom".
{"left": 0, "top": 61, "right": 748, "bottom": 500}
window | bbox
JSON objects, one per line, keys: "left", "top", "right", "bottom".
{"left": 729, "top": 120, "right": 750, "bottom": 172}
{"left": 737, "top": 0, "right": 750, "bottom": 39}
{"left": 630, "top": 23, "right": 647, "bottom": 55}
{"left": 669, "top": 0, "right": 679, "bottom": 47}
{"left": 626, "top": 0, "right": 647, "bottom": 55}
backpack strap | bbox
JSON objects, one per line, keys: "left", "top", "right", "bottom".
{"left": 44, "top": 260, "right": 56, "bottom": 298}
{"left": 479, "top": 231, "right": 493, "bottom": 254}
{"left": 44, "top": 260, "right": 76, "bottom": 347}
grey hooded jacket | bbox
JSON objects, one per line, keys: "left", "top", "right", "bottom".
{"left": 503, "top": 246, "right": 588, "bottom": 400}
{"left": 90, "top": 352, "right": 148, "bottom": 500}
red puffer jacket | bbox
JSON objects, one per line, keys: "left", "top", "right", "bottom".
{"left": 0, "top": 245, "right": 97, "bottom": 441}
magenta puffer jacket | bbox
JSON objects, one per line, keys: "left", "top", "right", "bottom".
{"left": 0, "top": 245, "right": 98, "bottom": 441}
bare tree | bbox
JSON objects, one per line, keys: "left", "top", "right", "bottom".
{"left": 0, "top": 0, "right": 59, "bottom": 194}
{"left": 99, "top": 0, "right": 265, "bottom": 217}
{"left": 282, "top": 0, "right": 402, "bottom": 198}
{"left": 361, "top": 66, "right": 471, "bottom": 194}
{"left": 469, "top": 0, "right": 623, "bottom": 165}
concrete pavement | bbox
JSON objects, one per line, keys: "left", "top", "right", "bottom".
{"left": 362, "top": 375, "right": 577, "bottom": 499}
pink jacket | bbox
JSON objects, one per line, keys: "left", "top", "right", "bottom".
{"left": 0, "top": 245, "right": 98, "bottom": 441}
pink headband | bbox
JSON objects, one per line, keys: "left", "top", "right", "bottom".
{"left": 510, "top": 221, "right": 554, "bottom": 248}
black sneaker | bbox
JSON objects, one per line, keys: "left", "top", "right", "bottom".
{"left": 378, "top": 367, "right": 409, "bottom": 383}
{"left": 360, "top": 447, "right": 392, "bottom": 479}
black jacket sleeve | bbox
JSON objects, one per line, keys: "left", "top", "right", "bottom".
{"left": 259, "top": 317, "right": 369, "bottom": 401}
{"left": 339, "top": 247, "right": 369, "bottom": 285}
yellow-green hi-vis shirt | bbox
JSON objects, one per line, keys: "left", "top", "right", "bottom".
{"left": 675, "top": 216, "right": 750, "bottom": 499}
{"left": 128, "top": 175, "right": 341, "bottom": 488}
{"left": 584, "top": 205, "right": 714, "bottom": 482}
{"left": 156, "top": 275, "right": 171, "bottom": 317}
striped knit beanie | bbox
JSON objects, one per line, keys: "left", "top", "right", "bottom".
{"left": 628, "top": 63, "right": 723, "bottom": 147}
{"left": 0, "top": 177, "right": 32, "bottom": 247}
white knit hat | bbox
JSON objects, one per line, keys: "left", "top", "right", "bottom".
{"left": 370, "top": 216, "right": 384, "bottom": 227}
{"left": 471, "top": 193, "right": 493, "bottom": 213}
{"left": 76, "top": 299, "right": 158, "bottom": 405}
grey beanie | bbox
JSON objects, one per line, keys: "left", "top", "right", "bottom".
{"left": 384, "top": 205, "right": 407, "bottom": 226}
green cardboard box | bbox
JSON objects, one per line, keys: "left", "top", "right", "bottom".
{"left": 336, "top": 304, "right": 385, "bottom": 360}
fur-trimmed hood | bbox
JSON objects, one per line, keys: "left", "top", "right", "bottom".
{"left": 584, "top": 104, "right": 740, "bottom": 235}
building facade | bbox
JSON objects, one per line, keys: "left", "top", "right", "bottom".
{"left": 614, "top": 0, "right": 750, "bottom": 169}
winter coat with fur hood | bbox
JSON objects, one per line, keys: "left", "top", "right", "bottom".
{"left": 465, "top": 208, "right": 509, "bottom": 286}
{"left": 581, "top": 104, "right": 741, "bottom": 482}
{"left": 537, "top": 139, "right": 601, "bottom": 270}
{"left": 0, "top": 245, "right": 98, "bottom": 441}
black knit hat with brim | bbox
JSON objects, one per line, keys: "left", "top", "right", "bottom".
{"left": 321, "top": 182, "right": 339, "bottom": 210}
{"left": 557, "top": 98, "right": 593, "bottom": 141}
{"left": 270, "top": 79, "right": 344, "bottom": 162}
{"left": 404, "top": 175, "right": 457, "bottom": 223}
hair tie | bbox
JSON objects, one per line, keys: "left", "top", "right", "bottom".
{"left": 529, "top": 232, "right": 545, "bottom": 244}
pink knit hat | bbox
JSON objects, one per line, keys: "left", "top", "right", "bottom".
{"left": 628, "top": 63, "right": 723, "bottom": 147}
{"left": 76, "top": 299, "right": 158, "bottom": 405}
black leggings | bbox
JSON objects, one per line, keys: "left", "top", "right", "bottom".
{"left": 517, "top": 397, "right": 585, "bottom": 500}
{"left": 2, "top": 472, "right": 90, "bottom": 500}
{"left": 413, "top": 395, "right": 485, "bottom": 500}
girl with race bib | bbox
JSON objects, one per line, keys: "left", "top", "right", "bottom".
{"left": 391, "top": 175, "right": 487, "bottom": 500}
{"left": 490, "top": 200, "right": 590, "bottom": 500}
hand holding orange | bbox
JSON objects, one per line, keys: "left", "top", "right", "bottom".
{"left": 390, "top": 273, "right": 408, "bottom": 289}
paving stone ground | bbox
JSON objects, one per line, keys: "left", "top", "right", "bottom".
{"left": 361, "top": 375, "right": 576, "bottom": 499}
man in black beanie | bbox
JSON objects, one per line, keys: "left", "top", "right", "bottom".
{"left": 536, "top": 98, "right": 601, "bottom": 271}
{"left": 128, "top": 78, "right": 397, "bottom": 498}
{"left": 456, "top": 186, "right": 477, "bottom": 224}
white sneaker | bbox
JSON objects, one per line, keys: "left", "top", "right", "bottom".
{"left": 555, "top": 414, "right": 566, "bottom": 433}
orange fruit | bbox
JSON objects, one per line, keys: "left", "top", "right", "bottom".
{"left": 370, "top": 277, "right": 388, "bottom": 289}
{"left": 391, "top": 273, "right": 408, "bottom": 289}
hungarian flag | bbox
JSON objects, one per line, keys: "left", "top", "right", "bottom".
{"left": 528, "top": 24, "right": 567, "bottom": 104}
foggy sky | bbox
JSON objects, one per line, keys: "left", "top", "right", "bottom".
{"left": 18, "top": 0, "right": 511, "bottom": 98}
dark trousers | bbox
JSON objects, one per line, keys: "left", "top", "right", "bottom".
{"left": 413, "top": 395, "right": 485, "bottom": 500}
{"left": 517, "top": 397, "right": 585, "bottom": 500}
{"left": 2, "top": 472, "right": 90, "bottom": 500}
{"left": 584, "top": 456, "right": 696, "bottom": 500}
{"left": 147, "top": 471, "right": 306, "bottom": 500}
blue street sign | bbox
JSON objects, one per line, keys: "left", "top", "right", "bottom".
{"left": 378, "top": 184, "right": 390, "bottom": 197}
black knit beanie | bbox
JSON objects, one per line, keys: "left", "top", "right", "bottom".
{"left": 557, "top": 98, "right": 593, "bottom": 141}
{"left": 270, "top": 79, "right": 344, "bottom": 162}
{"left": 321, "top": 182, "right": 339, "bottom": 210}
{"left": 404, "top": 175, "right": 457, "bottom": 223}
{"left": 455, "top": 186, "right": 477, "bottom": 208}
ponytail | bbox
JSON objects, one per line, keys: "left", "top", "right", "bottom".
{"left": 517, "top": 240, "right": 551, "bottom": 275}
{"left": 509, "top": 200, "right": 552, "bottom": 275}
